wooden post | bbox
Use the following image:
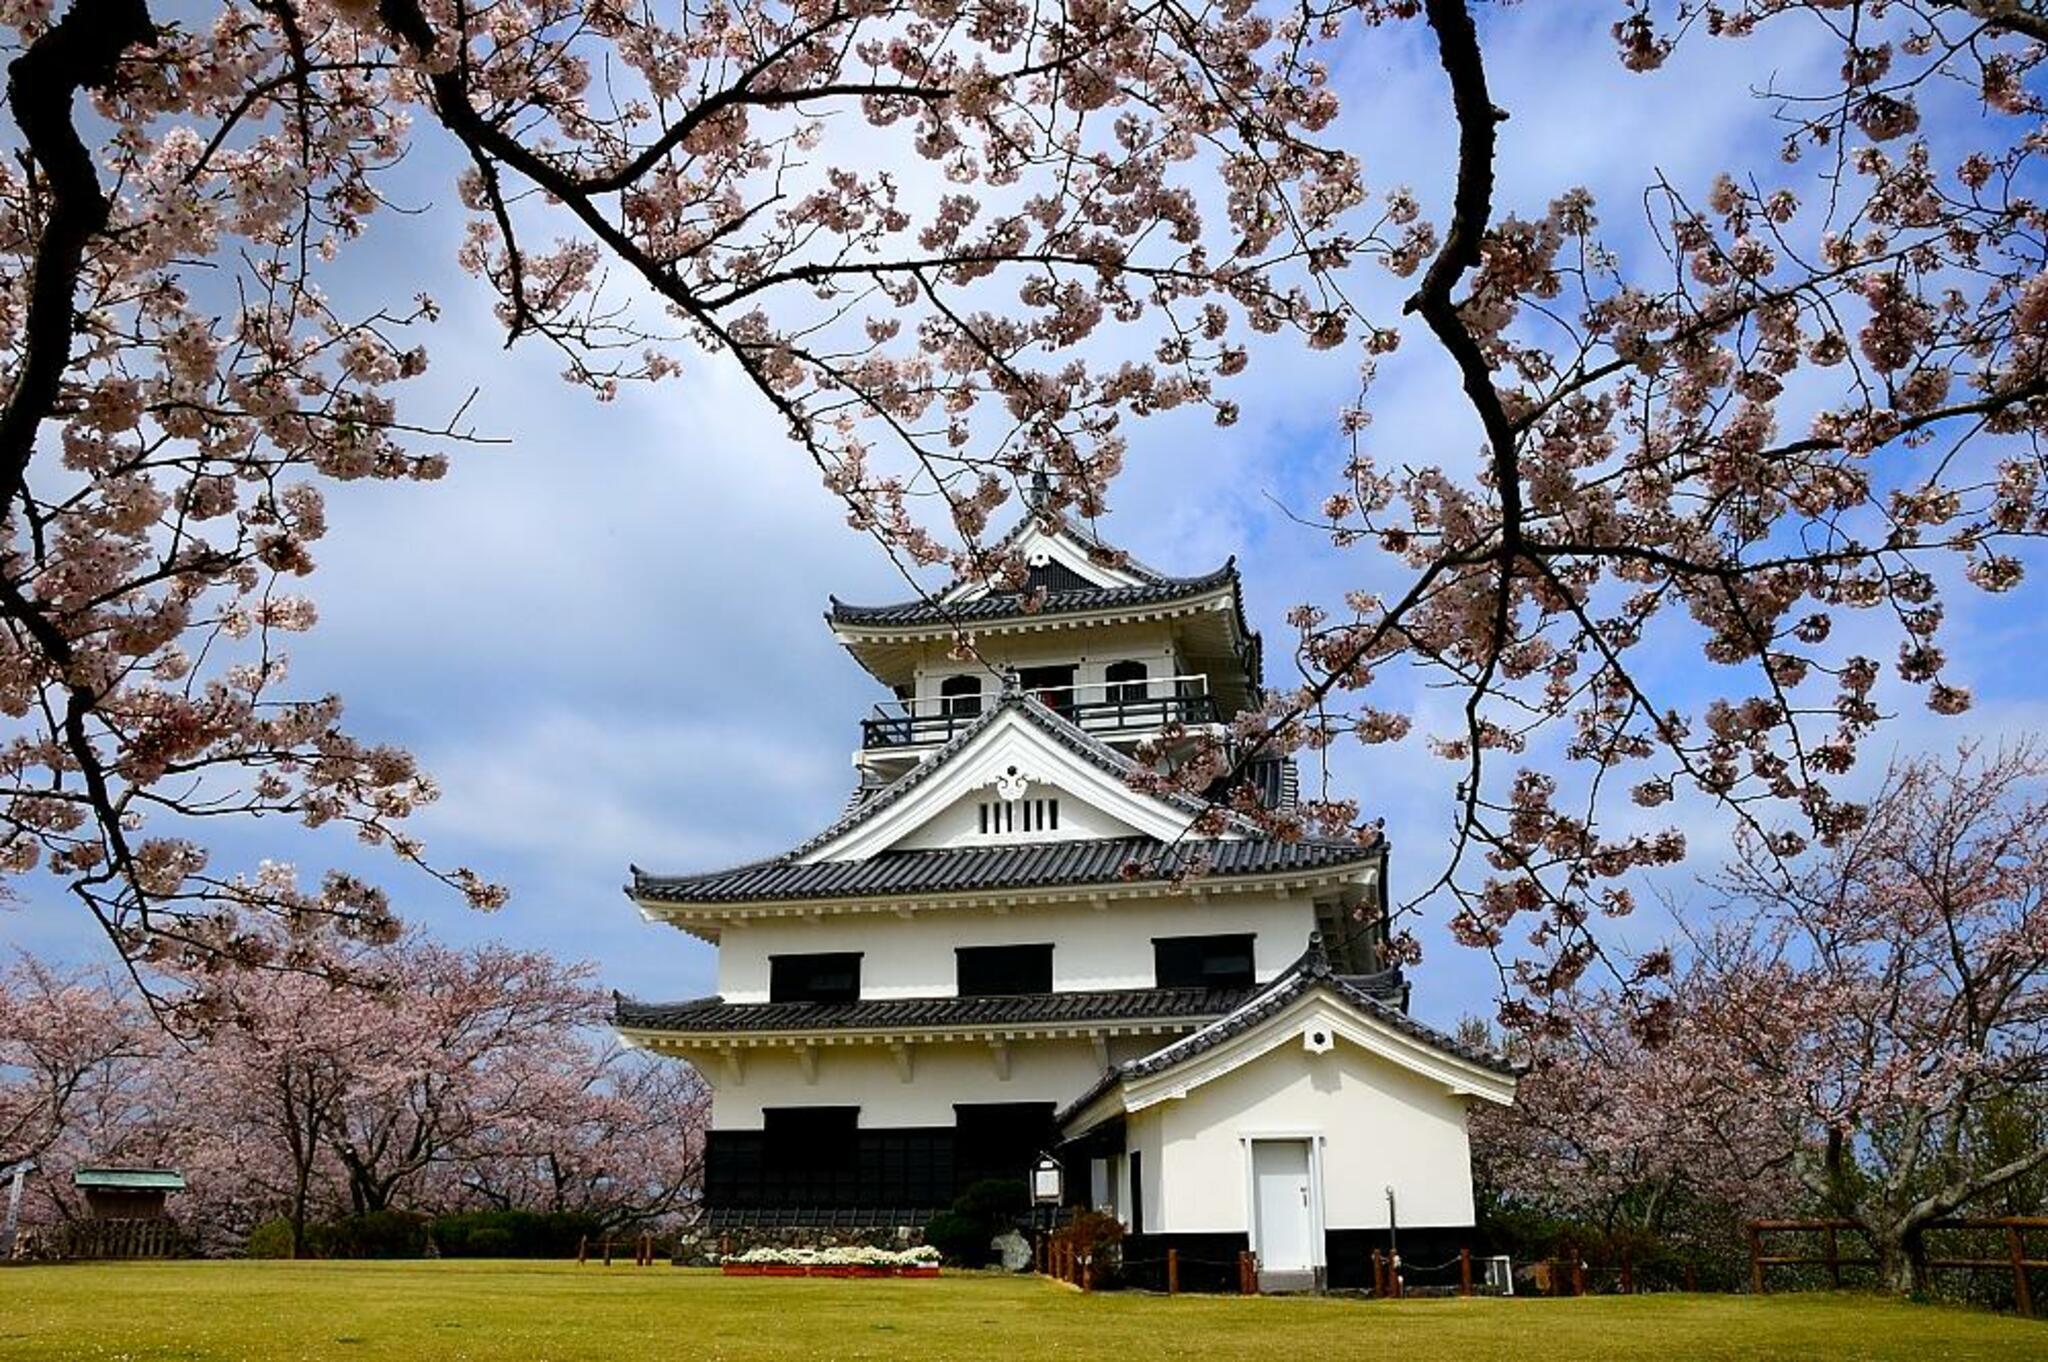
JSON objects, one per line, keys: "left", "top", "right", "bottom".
{"left": 1823, "top": 1224, "right": 1841, "bottom": 1288}
{"left": 576, "top": 1235, "right": 587, "bottom": 1266}
{"left": 1167, "top": 1247, "right": 1179, "bottom": 1296}
{"left": 1371, "top": 1249, "right": 1384, "bottom": 1297}
{"left": 1459, "top": 1246, "right": 1473, "bottom": 1297}
{"left": 2008, "top": 1224, "right": 2035, "bottom": 1320}
{"left": 1393, "top": 1255, "right": 1405, "bottom": 1300}
{"left": 1239, "top": 1249, "right": 1258, "bottom": 1295}
{"left": 602, "top": 1234, "right": 613, "bottom": 1267}
{"left": 1080, "top": 1254, "right": 1092, "bottom": 1293}
{"left": 1748, "top": 1225, "right": 1765, "bottom": 1295}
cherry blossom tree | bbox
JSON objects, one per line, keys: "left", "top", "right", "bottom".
{"left": 0, "top": 954, "right": 153, "bottom": 1175}
{"left": 6, "top": 0, "right": 2047, "bottom": 1021}
{"left": 450, "top": 1042, "right": 708, "bottom": 1232}
{"left": 0, "top": 0, "right": 1360, "bottom": 993}
{"left": 1470, "top": 992, "right": 1793, "bottom": 1258}
{"left": 1679, "top": 742, "right": 2048, "bottom": 1293}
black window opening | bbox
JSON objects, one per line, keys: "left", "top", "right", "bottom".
{"left": 1129, "top": 1149, "right": 1145, "bottom": 1234}
{"left": 762, "top": 1107, "right": 859, "bottom": 1184}
{"left": 957, "top": 943, "right": 1054, "bottom": 997}
{"left": 768, "top": 952, "right": 862, "bottom": 1004}
{"left": 1017, "top": 664, "right": 1077, "bottom": 715}
{"left": 939, "top": 673, "right": 984, "bottom": 719}
{"left": 1104, "top": 659, "right": 1150, "bottom": 705}
{"left": 1153, "top": 934, "right": 1257, "bottom": 990}
{"left": 955, "top": 1102, "right": 1059, "bottom": 1191}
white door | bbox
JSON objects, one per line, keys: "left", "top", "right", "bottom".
{"left": 1251, "top": 1139, "right": 1315, "bottom": 1271}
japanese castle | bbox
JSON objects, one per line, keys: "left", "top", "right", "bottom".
{"left": 616, "top": 494, "right": 1516, "bottom": 1288}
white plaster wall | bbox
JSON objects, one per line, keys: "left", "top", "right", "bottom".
{"left": 1147, "top": 1036, "right": 1480, "bottom": 1233}
{"left": 910, "top": 622, "right": 1186, "bottom": 708}
{"left": 715, "top": 895, "right": 1323, "bottom": 1002}
{"left": 695, "top": 1035, "right": 1163, "bottom": 1128}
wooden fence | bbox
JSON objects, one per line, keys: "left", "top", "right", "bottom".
{"left": 1748, "top": 1218, "right": 2046, "bottom": 1318}
{"left": 58, "top": 1218, "right": 186, "bottom": 1260}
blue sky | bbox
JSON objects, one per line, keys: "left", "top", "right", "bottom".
{"left": 10, "top": 6, "right": 2045, "bottom": 1027}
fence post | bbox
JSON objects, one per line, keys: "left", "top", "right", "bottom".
{"left": 1747, "top": 1225, "right": 1765, "bottom": 1295}
{"left": 1238, "top": 1249, "right": 1258, "bottom": 1295}
{"left": 1371, "top": 1249, "right": 1384, "bottom": 1297}
{"left": 576, "top": 1234, "right": 587, "bottom": 1266}
{"left": 1393, "top": 1254, "right": 1405, "bottom": 1299}
{"left": 1080, "top": 1254, "right": 1092, "bottom": 1294}
{"left": 2008, "top": 1224, "right": 2035, "bottom": 1320}
{"left": 602, "top": 1234, "right": 613, "bottom": 1267}
{"left": 1571, "top": 1258, "right": 1586, "bottom": 1297}
{"left": 1459, "top": 1246, "right": 1473, "bottom": 1297}
{"left": 1167, "top": 1247, "right": 1179, "bottom": 1296}
{"left": 1620, "top": 1254, "right": 1634, "bottom": 1295}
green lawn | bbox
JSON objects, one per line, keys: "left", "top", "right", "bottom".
{"left": 0, "top": 1260, "right": 2038, "bottom": 1361}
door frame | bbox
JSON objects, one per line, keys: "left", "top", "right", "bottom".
{"left": 1241, "top": 1132, "right": 1327, "bottom": 1270}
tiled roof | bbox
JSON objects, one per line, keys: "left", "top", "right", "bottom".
{"left": 631, "top": 834, "right": 1381, "bottom": 907}
{"left": 1057, "top": 936, "right": 1516, "bottom": 1126}
{"left": 827, "top": 562, "right": 1239, "bottom": 630}
{"left": 628, "top": 694, "right": 1371, "bottom": 906}
{"left": 615, "top": 983, "right": 1263, "bottom": 1035}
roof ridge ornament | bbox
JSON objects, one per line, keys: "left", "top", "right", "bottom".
{"left": 1026, "top": 466, "right": 1052, "bottom": 512}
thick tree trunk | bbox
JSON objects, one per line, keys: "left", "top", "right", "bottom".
{"left": 1874, "top": 1222, "right": 1931, "bottom": 1295}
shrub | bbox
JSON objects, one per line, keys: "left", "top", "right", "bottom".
{"left": 430, "top": 1210, "right": 602, "bottom": 1258}
{"left": 923, "top": 1211, "right": 996, "bottom": 1267}
{"left": 318, "top": 1210, "right": 432, "bottom": 1259}
{"left": 923, "top": 1179, "right": 1031, "bottom": 1267}
{"left": 244, "top": 1219, "right": 295, "bottom": 1259}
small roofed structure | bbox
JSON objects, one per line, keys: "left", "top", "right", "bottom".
{"left": 63, "top": 1167, "right": 189, "bottom": 1259}
{"left": 73, "top": 1166, "right": 186, "bottom": 1220}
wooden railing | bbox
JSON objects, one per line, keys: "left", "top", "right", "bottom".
{"left": 862, "top": 683, "right": 1219, "bottom": 749}
{"left": 1748, "top": 1217, "right": 2047, "bottom": 1317}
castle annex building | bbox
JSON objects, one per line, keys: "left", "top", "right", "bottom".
{"left": 615, "top": 502, "right": 1516, "bottom": 1288}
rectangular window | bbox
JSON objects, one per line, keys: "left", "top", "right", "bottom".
{"left": 768, "top": 952, "right": 862, "bottom": 1003}
{"left": 763, "top": 1106, "right": 858, "bottom": 1172}
{"left": 1153, "top": 934, "right": 1257, "bottom": 989}
{"left": 957, "top": 943, "right": 1054, "bottom": 997}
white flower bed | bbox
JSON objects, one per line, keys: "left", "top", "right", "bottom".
{"left": 725, "top": 1244, "right": 941, "bottom": 1267}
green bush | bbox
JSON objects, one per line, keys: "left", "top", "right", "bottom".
{"left": 924, "top": 1179, "right": 1031, "bottom": 1267}
{"left": 318, "top": 1210, "right": 432, "bottom": 1259}
{"left": 244, "top": 1219, "right": 296, "bottom": 1259}
{"left": 429, "top": 1210, "right": 602, "bottom": 1258}
{"left": 923, "top": 1210, "right": 997, "bottom": 1267}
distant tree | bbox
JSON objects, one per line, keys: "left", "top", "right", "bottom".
{"left": 1681, "top": 742, "right": 2048, "bottom": 1292}
{"left": 0, "top": 955, "right": 152, "bottom": 1175}
{"left": 451, "top": 1044, "right": 709, "bottom": 1232}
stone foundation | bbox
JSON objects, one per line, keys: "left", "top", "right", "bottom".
{"left": 669, "top": 1221, "right": 927, "bottom": 1267}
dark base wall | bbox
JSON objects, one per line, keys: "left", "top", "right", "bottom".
{"left": 1115, "top": 1227, "right": 1485, "bottom": 1293}
{"left": 1118, "top": 1233, "right": 1249, "bottom": 1293}
{"left": 1325, "top": 1226, "right": 1488, "bottom": 1292}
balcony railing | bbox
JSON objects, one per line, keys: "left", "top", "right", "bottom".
{"left": 861, "top": 675, "right": 1220, "bottom": 751}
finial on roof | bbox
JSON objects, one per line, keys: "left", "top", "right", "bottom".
{"left": 1303, "top": 930, "right": 1332, "bottom": 978}
{"left": 1026, "top": 466, "right": 1051, "bottom": 512}
{"left": 1000, "top": 666, "right": 1022, "bottom": 697}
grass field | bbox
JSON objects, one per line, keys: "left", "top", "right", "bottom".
{"left": 1, "top": 1260, "right": 2040, "bottom": 1361}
